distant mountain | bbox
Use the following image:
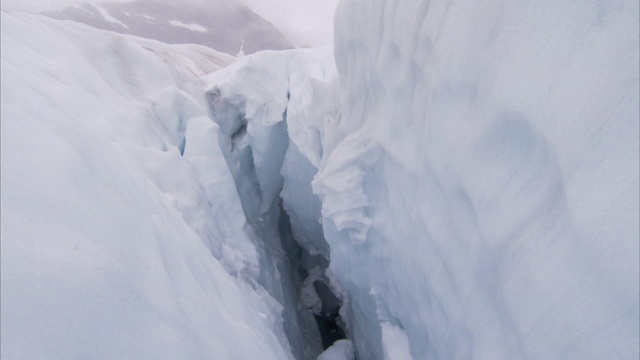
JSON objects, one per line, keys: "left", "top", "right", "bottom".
{"left": 46, "top": 0, "right": 294, "bottom": 55}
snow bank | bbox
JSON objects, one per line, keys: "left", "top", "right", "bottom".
{"left": 1, "top": 11, "right": 294, "bottom": 359}
{"left": 316, "top": 0, "right": 639, "bottom": 359}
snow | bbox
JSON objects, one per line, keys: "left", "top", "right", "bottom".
{"left": 317, "top": 0, "right": 639, "bottom": 359}
{"left": 380, "top": 323, "right": 413, "bottom": 360}
{"left": 92, "top": 3, "right": 128, "bottom": 29}
{"left": 203, "top": 47, "right": 338, "bottom": 359}
{"left": 0, "top": 11, "right": 295, "bottom": 359}
{"left": 168, "top": 20, "right": 208, "bottom": 33}
{"left": 2, "top": 0, "right": 638, "bottom": 358}
{"left": 202, "top": 1, "right": 639, "bottom": 357}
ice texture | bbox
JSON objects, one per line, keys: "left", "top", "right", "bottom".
{"left": 203, "top": 48, "right": 340, "bottom": 359}
{"left": 313, "top": 0, "right": 639, "bottom": 358}
{"left": 0, "top": 12, "right": 295, "bottom": 359}
{"left": 2, "top": 0, "right": 638, "bottom": 358}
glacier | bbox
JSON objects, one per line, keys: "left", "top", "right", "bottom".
{"left": 0, "top": 11, "right": 297, "bottom": 359}
{"left": 203, "top": 0, "right": 640, "bottom": 358}
{"left": 318, "top": 0, "right": 639, "bottom": 359}
{"left": 2, "top": 0, "right": 639, "bottom": 359}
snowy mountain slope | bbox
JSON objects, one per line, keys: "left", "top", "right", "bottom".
{"left": 0, "top": 11, "right": 296, "bottom": 359}
{"left": 46, "top": 0, "right": 294, "bottom": 55}
{"left": 316, "top": 0, "right": 639, "bottom": 359}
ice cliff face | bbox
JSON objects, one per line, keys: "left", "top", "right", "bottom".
{"left": 0, "top": 12, "right": 295, "bottom": 359}
{"left": 319, "top": 0, "right": 638, "bottom": 358}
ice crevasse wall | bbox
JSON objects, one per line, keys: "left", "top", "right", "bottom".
{"left": 208, "top": 0, "right": 639, "bottom": 358}
{"left": 323, "top": 0, "right": 639, "bottom": 358}
{"left": 1, "top": 12, "right": 298, "bottom": 359}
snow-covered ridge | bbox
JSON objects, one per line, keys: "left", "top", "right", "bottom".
{"left": 91, "top": 2, "right": 128, "bottom": 29}
{"left": 46, "top": 0, "right": 294, "bottom": 55}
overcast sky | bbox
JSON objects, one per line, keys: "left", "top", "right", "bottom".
{"left": 240, "top": 0, "right": 340, "bottom": 47}
{"left": 0, "top": 0, "right": 340, "bottom": 47}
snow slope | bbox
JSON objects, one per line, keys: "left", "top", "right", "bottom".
{"left": 0, "top": 11, "right": 295, "bottom": 359}
{"left": 317, "top": 0, "right": 639, "bottom": 359}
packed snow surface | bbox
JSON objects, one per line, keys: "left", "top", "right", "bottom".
{"left": 0, "top": 11, "right": 296, "bottom": 359}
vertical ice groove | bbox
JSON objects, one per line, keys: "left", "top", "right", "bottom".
{"left": 203, "top": 48, "right": 342, "bottom": 359}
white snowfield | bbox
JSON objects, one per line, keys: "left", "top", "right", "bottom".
{"left": 1, "top": 0, "right": 638, "bottom": 359}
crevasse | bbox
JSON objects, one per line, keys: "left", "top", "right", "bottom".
{"left": 206, "top": 0, "right": 639, "bottom": 359}
{"left": 203, "top": 48, "right": 351, "bottom": 359}
{"left": 2, "top": 1, "right": 638, "bottom": 359}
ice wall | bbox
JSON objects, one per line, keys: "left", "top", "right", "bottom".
{"left": 314, "top": 0, "right": 639, "bottom": 358}
{"left": 1, "top": 12, "right": 295, "bottom": 359}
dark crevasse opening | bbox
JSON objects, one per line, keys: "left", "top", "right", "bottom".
{"left": 313, "top": 281, "right": 347, "bottom": 349}
{"left": 278, "top": 208, "right": 348, "bottom": 352}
